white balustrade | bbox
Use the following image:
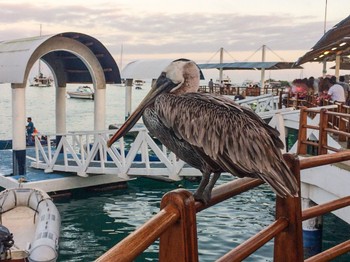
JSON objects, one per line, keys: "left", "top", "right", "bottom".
{"left": 31, "top": 127, "right": 200, "bottom": 181}
{"left": 31, "top": 97, "right": 339, "bottom": 181}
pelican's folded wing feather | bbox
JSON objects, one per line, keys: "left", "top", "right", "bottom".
{"left": 155, "top": 92, "right": 298, "bottom": 197}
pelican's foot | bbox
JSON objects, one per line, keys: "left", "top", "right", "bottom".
{"left": 193, "top": 190, "right": 211, "bottom": 205}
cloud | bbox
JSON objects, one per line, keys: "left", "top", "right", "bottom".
{"left": 0, "top": 2, "right": 327, "bottom": 62}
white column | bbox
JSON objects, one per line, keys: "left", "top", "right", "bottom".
{"left": 219, "top": 47, "right": 223, "bottom": 82}
{"left": 335, "top": 55, "right": 341, "bottom": 81}
{"left": 94, "top": 86, "right": 106, "bottom": 131}
{"left": 56, "top": 86, "right": 67, "bottom": 134}
{"left": 11, "top": 84, "right": 26, "bottom": 175}
{"left": 322, "top": 60, "right": 327, "bottom": 77}
{"left": 260, "top": 45, "right": 266, "bottom": 94}
{"left": 125, "top": 79, "right": 133, "bottom": 120}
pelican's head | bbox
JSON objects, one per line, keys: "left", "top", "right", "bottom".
{"left": 107, "top": 59, "right": 200, "bottom": 147}
{"left": 157, "top": 59, "right": 200, "bottom": 94}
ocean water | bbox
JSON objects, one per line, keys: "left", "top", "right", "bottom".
{"left": 1, "top": 83, "right": 350, "bottom": 261}
{"left": 0, "top": 83, "right": 150, "bottom": 139}
{"left": 56, "top": 176, "right": 277, "bottom": 262}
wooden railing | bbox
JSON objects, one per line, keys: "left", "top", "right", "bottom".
{"left": 96, "top": 149, "right": 350, "bottom": 262}
{"left": 298, "top": 106, "right": 350, "bottom": 155}
{"left": 95, "top": 101, "right": 350, "bottom": 262}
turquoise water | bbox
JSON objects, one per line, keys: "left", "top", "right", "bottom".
{"left": 54, "top": 176, "right": 350, "bottom": 261}
{"left": 1, "top": 83, "right": 350, "bottom": 261}
{"left": 56, "top": 176, "right": 277, "bottom": 261}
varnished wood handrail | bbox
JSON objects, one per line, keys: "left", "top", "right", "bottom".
{"left": 302, "top": 196, "right": 350, "bottom": 221}
{"left": 305, "top": 240, "right": 350, "bottom": 262}
{"left": 196, "top": 177, "right": 263, "bottom": 212}
{"left": 95, "top": 204, "right": 180, "bottom": 262}
{"left": 217, "top": 218, "right": 289, "bottom": 262}
{"left": 325, "top": 110, "right": 350, "bottom": 118}
{"left": 299, "top": 150, "right": 350, "bottom": 169}
{"left": 324, "top": 127, "right": 350, "bottom": 137}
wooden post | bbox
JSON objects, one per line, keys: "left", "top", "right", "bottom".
{"left": 278, "top": 91, "right": 282, "bottom": 109}
{"left": 297, "top": 107, "right": 308, "bottom": 155}
{"left": 338, "top": 104, "right": 347, "bottom": 141}
{"left": 318, "top": 108, "right": 328, "bottom": 155}
{"left": 159, "top": 189, "right": 198, "bottom": 262}
{"left": 274, "top": 154, "right": 303, "bottom": 262}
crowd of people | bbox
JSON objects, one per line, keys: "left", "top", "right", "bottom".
{"left": 290, "top": 75, "right": 350, "bottom": 105}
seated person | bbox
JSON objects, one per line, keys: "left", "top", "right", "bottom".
{"left": 326, "top": 77, "right": 346, "bottom": 103}
{"left": 291, "top": 79, "right": 308, "bottom": 98}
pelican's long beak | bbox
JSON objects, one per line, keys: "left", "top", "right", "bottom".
{"left": 107, "top": 76, "right": 178, "bottom": 147}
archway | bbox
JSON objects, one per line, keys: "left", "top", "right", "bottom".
{"left": 0, "top": 32, "right": 121, "bottom": 175}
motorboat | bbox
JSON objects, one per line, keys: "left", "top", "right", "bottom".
{"left": 134, "top": 79, "right": 145, "bottom": 90}
{"left": 0, "top": 187, "right": 60, "bottom": 262}
{"left": 0, "top": 133, "right": 51, "bottom": 150}
{"left": 67, "top": 86, "right": 94, "bottom": 100}
{"left": 29, "top": 73, "right": 53, "bottom": 87}
{"left": 216, "top": 76, "right": 232, "bottom": 86}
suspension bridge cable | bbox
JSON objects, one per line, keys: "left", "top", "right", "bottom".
{"left": 223, "top": 48, "right": 239, "bottom": 62}
{"left": 243, "top": 46, "right": 262, "bottom": 61}
{"left": 266, "top": 46, "right": 286, "bottom": 62}
{"left": 205, "top": 49, "right": 220, "bottom": 63}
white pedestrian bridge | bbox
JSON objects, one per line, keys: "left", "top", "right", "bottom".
{"left": 30, "top": 127, "right": 201, "bottom": 181}
{"left": 29, "top": 93, "right": 286, "bottom": 181}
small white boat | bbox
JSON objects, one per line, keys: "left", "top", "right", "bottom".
{"left": 67, "top": 86, "right": 94, "bottom": 100}
{"left": 0, "top": 188, "right": 60, "bottom": 262}
{"left": 134, "top": 79, "right": 145, "bottom": 90}
{"left": 30, "top": 74, "right": 53, "bottom": 87}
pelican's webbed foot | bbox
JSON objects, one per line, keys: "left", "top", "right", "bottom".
{"left": 193, "top": 172, "right": 221, "bottom": 205}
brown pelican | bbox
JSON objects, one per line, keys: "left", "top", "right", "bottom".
{"left": 108, "top": 59, "right": 298, "bottom": 204}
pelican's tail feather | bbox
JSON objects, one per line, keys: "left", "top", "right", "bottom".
{"left": 257, "top": 162, "right": 299, "bottom": 198}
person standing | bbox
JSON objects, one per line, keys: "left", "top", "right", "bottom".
{"left": 208, "top": 79, "right": 214, "bottom": 93}
{"left": 26, "top": 117, "right": 35, "bottom": 144}
{"left": 220, "top": 80, "right": 224, "bottom": 95}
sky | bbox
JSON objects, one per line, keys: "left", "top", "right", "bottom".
{"left": 1, "top": 0, "right": 350, "bottom": 83}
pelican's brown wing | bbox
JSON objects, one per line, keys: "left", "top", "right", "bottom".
{"left": 155, "top": 92, "right": 298, "bottom": 197}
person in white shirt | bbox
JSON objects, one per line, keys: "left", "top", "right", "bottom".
{"left": 327, "top": 77, "right": 346, "bottom": 102}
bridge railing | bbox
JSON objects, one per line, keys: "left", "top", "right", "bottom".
{"left": 234, "top": 93, "right": 281, "bottom": 113}
{"left": 31, "top": 127, "right": 200, "bottom": 179}
{"left": 30, "top": 92, "right": 291, "bottom": 179}
{"left": 95, "top": 152, "right": 350, "bottom": 262}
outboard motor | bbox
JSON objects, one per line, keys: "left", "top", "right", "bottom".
{"left": 0, "top": 225, "right": 14, "bottom": 260}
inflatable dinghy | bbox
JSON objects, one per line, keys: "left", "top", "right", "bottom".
{"left": 0, "top": 188, "right": 60, "bottom": 262}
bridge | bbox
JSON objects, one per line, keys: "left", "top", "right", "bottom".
{"left": 27, "top": 94, "right": 289, "bottom": 182}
